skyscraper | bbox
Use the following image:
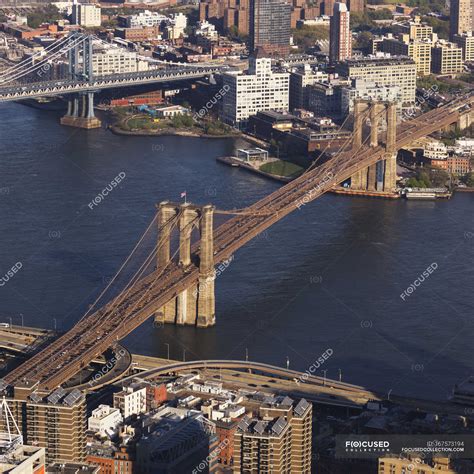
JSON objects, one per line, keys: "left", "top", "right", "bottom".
{"left": 450, "top": 0, "right": 474, "bottom": 39}
{"left": 329, "top": 2, "right": 352, "bottom": 63}
{"left": 250, "top": 0, "right": 291, "bottom": 57}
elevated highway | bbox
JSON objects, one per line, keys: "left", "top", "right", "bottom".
{"left": 120, "top": 358, "right": 474, "bottom": 416}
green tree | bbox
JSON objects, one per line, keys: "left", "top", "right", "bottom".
{"left": 407, "top": 177, "right": 420, "bottom": 187}
{"left": 422, "top": 16, "right": 449, "bottom": 39}
{"left": 292, "top": 25, "right": 329, "bottom": 52}
{"left": 226, "top": 25, "right": 248, "bottom": 42}
{"left": 27, "top": 5, "right": 61, "bottom": 28}
{"left": 429, "top": 169, "right": 449, "bottom": 187}
{"left": 355, "top": 31, "right": 374, "bottom": 51}
{"left": 461, "top": 172, "right": 474, "bottom": 186}
{"left": 418, "top": 170, "right": 432, "bottom": 187}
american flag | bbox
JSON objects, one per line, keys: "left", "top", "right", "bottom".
{"left": 180, "top": 191, "right": 187, "bottom": 198}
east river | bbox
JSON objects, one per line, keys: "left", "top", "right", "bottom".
{"left": 0, "top": 102, "right": 473, "bottom": 400}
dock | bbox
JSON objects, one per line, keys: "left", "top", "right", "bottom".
{"left": 217, "top": 155, "right": 293, "bottom": 183}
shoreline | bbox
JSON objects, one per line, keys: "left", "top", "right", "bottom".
{"left": 109, "top": 124, "right": 240, "bottom": 140}
{"left": 216, "top": 156, "right": 294, "bottom": 183}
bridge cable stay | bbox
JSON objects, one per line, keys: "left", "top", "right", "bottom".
{"left": 108, "top": 210, "right": 194, "bottom": 311}
{"left": 0, "top": 33, "right": 213, "bottom": 87}
{"left": 82, "top": 209, "right": 188, "bottom": 332}
{"left": 38, "top": 214, "right": 199, "bottom": 387}
{"left": 210, "top": 109, "right": 372, "bottom": 218}
{"left": 300, "top": 103, "right": 393, "bottom": 190}
{"left": 0, "top": 35, "right": 86, "bottom": 83}
{"left": 0, "top": 38, "right": 89, "bottom": 85}
{"left": 104, "top": 213, "right": 204, "bottom": 337}
{"left": 302, "top": 105, "right": 373, "bottom": 177}
{"left": 82, "top": 211, "right": 182, "bottom": 322}
{"left": 5, "top": 213, "right": 202, "bottom": 387}
{"left": 220, "top": 113, "right": 365, "bottom": 217}
{"left": 0, "top": 35, "right": 89, "bottom": 85}
{"left": 328, "top": 104, "right": 392, "bottom": 175}
{"left": 79, "top": 211, "right": 162, "bottom": 322}
{"left": 103, "top": 213, "right": 183, "bottom": 316}
{"left": 303, "top": 100, "right": 391, "bottom": 183}
{"left": 214, "top": 208, "right": 276, "bottom": 217}
{"left": 7, "top": 212, "right": 183, "bottom": 385}
{"left": 0, "top": 35, "right": 73, "bottom": 78}
{"left": 0, "top": 34, "right": 81, "bottom": 77}
{"left": 247, "top": 104, "right": 396, "bottom": 222}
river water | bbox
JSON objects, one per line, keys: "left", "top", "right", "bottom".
{"left": 0, "top": 102, "right": 473, "bottom": 400}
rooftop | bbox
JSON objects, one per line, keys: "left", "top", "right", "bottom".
{"left": 340, "top": 56, "right": 416, "bottom": 67}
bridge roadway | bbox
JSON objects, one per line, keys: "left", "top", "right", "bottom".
{"left": 0, "top": 65, "right": 223, "bottom": 102}
{"left": 5, "top": 95, "right": 473, "bottom": 392}
{"left": 120, "top": 359, "right": 474, "bottom": 416}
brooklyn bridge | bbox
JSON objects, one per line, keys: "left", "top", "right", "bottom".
{"left": 4, "top": 93, "right": 474, "bottom": 395}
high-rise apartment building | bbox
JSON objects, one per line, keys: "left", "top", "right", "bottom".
{"left": 450, "top": 0, "right": 474, "bottom": 39}
{"left": 250, "top": 0, "right": 292, "bottom": 56}
{"left": 289, "top": 64, "right": 329, "bottom": 110}
{"left": 431, "top": 41, "right": 464, "bottom": 74}
{"left": 453, "top": 31, "right": 474, "bottom": 60}
{"left": 381, "top": 35, "right": 432, "bottom": 76}
{"left": 233, "top": 397, "right": 312, "bottom": 473}
{"left": 92, "top": 46, "right": 150, "bottom": 76}
{"left": 329, "top": 2, "right": 352, "bottom": 63}
{"left": 233, "top": 417, "right": 292, "bottom": 472}
{"left": 393, "top": 16, "right": 434, "bottom": 41}
{"left": 221, "top": 56, "right": 290, "bottom": 126}
{"left": 5, "top": 388, "right": 88, "bottom": 464}
{"left": 336, "top": 57, "right": 417, "bottom": 107}
{"left": 72, "top": 2, "right": 101, "bottom": 28}
{"left": 199, "top": 0, "right": 250, "bottom": 35}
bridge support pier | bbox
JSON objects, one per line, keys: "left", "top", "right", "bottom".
{"left": 153, "top": 202, "right": 216, "bottom": 328}
{"left": 155, "top": 202, "right": 178, "bottom": 324}
{"left": 197, "top": 205, "right": 216, "bottom": 328}
{"left": 176, "top": 206, "right": 199, "bottom": 326}
{"left": 60, "top": 92, "right": 101, "bottom": 129}
{"left": 350, "top": 100, "right": 398, "bottom": 196}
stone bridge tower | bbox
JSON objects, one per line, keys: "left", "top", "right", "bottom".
{"left": 350, "top": 100, "right": 398, "bottom": 194}
{"left": 154, "top": 202, "right": 216, "bottom": 328}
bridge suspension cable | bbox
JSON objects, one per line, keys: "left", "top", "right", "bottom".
{"left": 104, "top": 213, "right": 203, "bottom": 331}
{"left": 81, "top": 211, "right": 160, "bottom": 320}
{"left": 0, "top": 34, "right": 89, "bottom": 85}
{"left": 0, "top": 34, "right": 72, "bottom": 79}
